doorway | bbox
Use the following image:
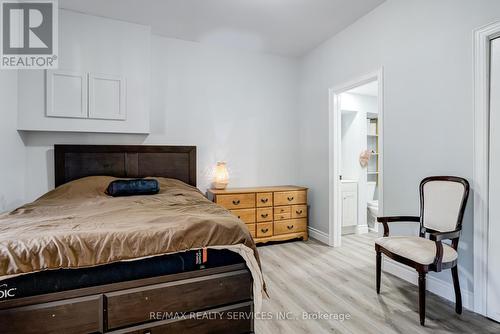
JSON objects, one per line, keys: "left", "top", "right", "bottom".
{"left": 487, "top": 36, "right": 500, "bottom": 322}
{"left": 473, "top": 22, "right": 500, "bottom": 319}
{"left": 329, "top": 69, "right": 384, "bottom": 247}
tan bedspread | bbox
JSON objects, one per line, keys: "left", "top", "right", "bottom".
{"left": 0, "top": 176, "right": 263, "bottom": 303}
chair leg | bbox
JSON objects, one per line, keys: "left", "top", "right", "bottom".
{"left": 418, "top": 271, "right": 426, "bottom": 326}
{"left": 376, "top": 251, "right": 381, "bottom": 294}
{"left": 452, "top": 265, "right": 462, "bottom": 314}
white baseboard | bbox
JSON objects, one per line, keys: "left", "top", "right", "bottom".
{"left": 383, "top": 258, "right": 473, "bottom": 311}
{"left": 308, "top": 226, "right": 329, "bottom": 245}
{"left": 356, "top": 224, "right": 369, "bottom": 234}
{"left": 342, "top": 225, "right": 357, "bottom": 235}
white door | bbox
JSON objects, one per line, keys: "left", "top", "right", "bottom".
{"left": 488, "top": 37, "right": 500, "bottom": 322}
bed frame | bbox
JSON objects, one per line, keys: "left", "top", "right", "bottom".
{"left": 0, "top": 145, "right": 254, "bottom": 334}
{"left": 54, "top": 145, "right": 197, "bottom": 187}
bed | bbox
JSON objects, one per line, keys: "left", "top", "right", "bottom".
{"left": 0, "top": 145, "right": 263, "bottom": 334}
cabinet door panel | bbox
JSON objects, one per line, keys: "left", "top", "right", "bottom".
{"left": 342, "top": 191, "right": 357, "bottom": 227}
{"left": 46, "top": 70, "right": 87, "bottom": 118}
{"left": 88, "top": 73, "right": 126, "bottom": 120}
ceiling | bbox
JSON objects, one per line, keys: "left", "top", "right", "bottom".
{"left": 60, "top": 0, "right": 385, "bottom": 57}
{"left": 347, "top": 81, "right": 378, "bottom": 96}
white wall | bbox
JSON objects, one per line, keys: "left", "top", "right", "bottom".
{"left": 0, "top": 72, "right": 25, "bottom": 212}
{"left": 149, "top": 36, "right": 300, "bottom": 191}
{"left": 298, "top": 0, "right": 500, "bottom": 297}
{"left": 17, "top": 29, "right": 300, "bottom": 202}
{"left": 341, "top": 93, "right": 377, "bottom": 116}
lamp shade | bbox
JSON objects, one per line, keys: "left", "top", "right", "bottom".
{"left": 213, "top": 162, "right": 229, "bottom": 189}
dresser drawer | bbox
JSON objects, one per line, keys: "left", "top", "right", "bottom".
{"left": 256, "top": 207, "right": 273, "bottom": 222}
{"left": 105, "top": 270, "right": 252, "bottom": 330}
{"left": 274, "top": 191, "right": 307, "bottom": 206}
{"left": 0, "top": 295, "right": 102, "bottom": 334}
{"left": 115, "top": 303, "right": 253, "bottom": 334}
{"left": 256, "top": 222, "right": 273, "bottom": 238}
{"left": 246, "top": 223, "right": 256, "bottom": 238}
{"left": 274, "top": 218, "right": 307, "bottom": 235}
{"left": 256, "top": 192, "right": 273, "bottom": 207}
{"left": 274, "top": 212, "right": 291, "bottom": 221}
{"left": 274, "top": 206, "right": 291, "bottom": 215}
{"left": 230, "top": 208, "right": 255, "bottom": 223}
{"left": 292, "top": 205, "right": 308, "bottom": 218}
{"left": 216, "top": 193, "right": 255, "bottom": 209}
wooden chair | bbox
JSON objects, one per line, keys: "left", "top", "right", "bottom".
{"left": 375, "top": 176, "right": 470, "bottom": 326}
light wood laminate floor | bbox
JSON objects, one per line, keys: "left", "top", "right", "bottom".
{"left": 256, "top": 233, "right": 500, "bottom": 334}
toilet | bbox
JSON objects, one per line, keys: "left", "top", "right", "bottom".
{"left": 367, "top": 200, "right": 378, "bottom": 228}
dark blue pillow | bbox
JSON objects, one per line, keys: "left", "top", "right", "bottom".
{"left": 106, "top": 179, "right": 160, "bottom": 197}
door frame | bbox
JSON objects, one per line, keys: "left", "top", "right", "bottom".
{"left": 328, "top": 68, "right": 384, "bottom": 247}
{"left": 473, "top": 21, "right": 500, "bottom": 316}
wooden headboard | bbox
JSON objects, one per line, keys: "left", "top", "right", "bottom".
{"left": 54, "top": 145, "right": 197, "bottom": 187}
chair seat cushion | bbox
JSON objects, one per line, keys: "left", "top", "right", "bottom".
{"left": 375, "top": 236, "right": 458, "bottom": 265}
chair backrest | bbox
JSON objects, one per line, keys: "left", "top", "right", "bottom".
{"left": 419, "top": 176, "right": 470, "bottom": 233}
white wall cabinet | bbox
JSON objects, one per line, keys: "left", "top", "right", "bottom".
{"left": 18, "top": 10, "right": 150, "bottom": 134}
{"left": 46, "top": 71, "right": 126, "bottom": 121}
{"left": 341, "top": 181, "right": 358, "bottom": 227}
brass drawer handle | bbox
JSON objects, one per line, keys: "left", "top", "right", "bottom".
{"left": 261, "top": 198, "right": 269, "bottom": 203}
{"left": 296, "top": 209, "right": 303, "bottom": 215}
{"left": 261, "top": 213, "right": 268, "bottom": 218}
{"left": 287, "top": 225, "right": 294, "bottom": 230}
{"left": 232, "top": 200, "right": 240, "bottom": 205}
{"left": 287, "top": 196, "right": 294, "bottom": 201}
{"left": 261, "top": 228, "right": 269, "bottom": 233}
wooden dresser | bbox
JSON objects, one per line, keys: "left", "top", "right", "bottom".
{"left": 207, "top": 186, "right": 308, "bottom": 243}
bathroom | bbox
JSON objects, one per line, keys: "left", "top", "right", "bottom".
{"left": 340, "top": 80, "right": 380, "bottom": 235}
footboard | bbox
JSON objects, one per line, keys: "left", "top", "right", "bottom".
{"left": 0, "top": 264, "right": 254, "bottom": 334}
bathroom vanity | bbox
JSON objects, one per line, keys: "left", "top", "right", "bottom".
{"left": 341, "top": 180, "right": 358, "bottom": 234}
